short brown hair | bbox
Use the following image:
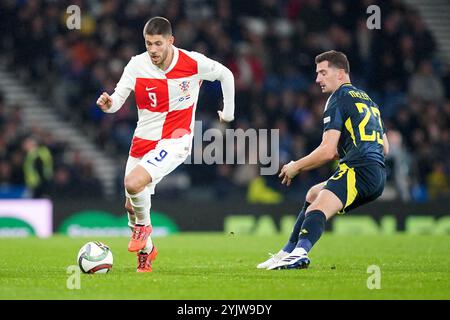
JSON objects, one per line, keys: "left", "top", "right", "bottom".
{"left": 315, "top": 50, "right": 350, "bottom": 74}
{"left": 143, "top": 16, "right": 172, "bottom": 37}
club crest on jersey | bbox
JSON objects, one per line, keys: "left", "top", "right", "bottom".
{"left": 179, "top": 81, "right": 190, "bottom": 93}
{"left": 178, "top": 81, "right": 191, "bottom": 102}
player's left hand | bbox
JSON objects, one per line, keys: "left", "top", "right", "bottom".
{"left": 279, "top": 161, "right": 298, "bottom": 186}
{"left": 218, "top": 111, "right": 234, "bottom": 123}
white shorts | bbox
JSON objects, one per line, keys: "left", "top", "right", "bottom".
{"left": 124, "top": 135, "right": 191, "bottom": 196}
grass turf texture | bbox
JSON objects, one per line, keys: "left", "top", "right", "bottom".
{"left": 0, "top": 233, "right": 449, "bottom": 299}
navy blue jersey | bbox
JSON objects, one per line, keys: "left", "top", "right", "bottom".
{"left": 323, "top": 83, "right": 385, "bottom": 167}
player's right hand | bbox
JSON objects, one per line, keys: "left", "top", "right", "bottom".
{"left": 279, "top": 161, "right": 298, "bottom": 187}
{"left": 96, "top": 92, "right": 113, "bottom": 112}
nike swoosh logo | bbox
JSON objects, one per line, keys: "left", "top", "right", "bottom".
{"left": 145, "top": 87, "right": 157, "bottom": 91}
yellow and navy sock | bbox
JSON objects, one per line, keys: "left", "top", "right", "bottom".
{"left": 296, "top": 210, "right": 326, "bottom": 253}
{"left": 282, "top": 201, "right": 310, "bottom": 253}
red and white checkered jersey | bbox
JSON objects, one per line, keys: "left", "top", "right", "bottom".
{"left": 107, "top": 46, "right": 235, "bottom": 158}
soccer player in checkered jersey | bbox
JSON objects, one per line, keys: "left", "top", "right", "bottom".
{"left": 96, "top": 17, "right": 235, "bottom": 272}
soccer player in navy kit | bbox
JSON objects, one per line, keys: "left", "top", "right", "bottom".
{"left": 257, "top": 50, "right": 390, "bottom": 270}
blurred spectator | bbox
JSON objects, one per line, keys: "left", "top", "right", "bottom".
{"left": 0, "top": 93, "right": 103, "bottom": 199}
{"left": 385, "top": 130, "right": 411, "bottom": 201}
{"left": 22, "top": 136, "right": 53, "bottom": 198}
{"left": 408, "top": 60, "right": 445, "bottom": 103}
{"left": 426, "top": 162, "right": 450, "bottom": 200}
{"left": 47, "top": 166, "right": 77, "bottom": 198}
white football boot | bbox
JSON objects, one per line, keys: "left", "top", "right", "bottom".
{"left": 267, "top": 247, "right": 310, "bottom": 270}
{"left": 256, "top": 250, "right": 290, "bottom": 269}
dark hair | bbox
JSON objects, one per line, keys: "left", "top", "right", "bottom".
{"left": 143, "top": 16, "right": 172, "bottom": 37}
{"left": 315, "top": 50, "right": 350, "bottom": 74}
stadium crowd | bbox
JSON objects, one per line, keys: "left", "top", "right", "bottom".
{"left": 0, "top": 93, "right": 102, "bottom": 199}
{"left": 0, "top": 0, "right": 449, "bottom": 201}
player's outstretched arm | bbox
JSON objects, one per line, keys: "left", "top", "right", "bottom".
{"left": 96, "top": 92, "right": 113, "bottom": 112}
{"left": 97, "top": 56, "right": 136, "bottom": 114}
{"left": 192, "top": 51, "right": 235, "bottom": 123}
{"left": 217, "top": 65, "right": 235, "bottom": 123}
{"left": 279, "top": 129, "right": 341, "bottom": 186}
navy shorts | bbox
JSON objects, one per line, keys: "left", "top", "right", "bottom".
{"left": 323, "top": 162, "right": 386, "bottom": 214}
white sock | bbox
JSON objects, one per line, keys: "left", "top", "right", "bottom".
{"left": 128, "top": 187, "right": 151, "bottom": 226}
{"left": 140, "top": 237, "right": 154, "bottom": 254}
{"left": 127, "top": 210, "right": 136, "bottom": 229}
{"left": 291, "top": 247, "right": 308, "bottom": 256}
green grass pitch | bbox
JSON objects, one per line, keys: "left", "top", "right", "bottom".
{"left": 0, "top": 233, "right": 449, "bottom": 299}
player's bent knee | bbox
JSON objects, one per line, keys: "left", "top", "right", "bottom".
{"left": 305, "top": 189, "right": 344, "bottom": 220}
{"left": 306, "top": 182, "right": 327, "bottom": 203}
{"left": 305, "top": 188, "right": 317, "bottom": 203}
{"left": 124, "top": 165, "right": 152, "bottom": 195}
{"left": 124, "top": 175, "right": 146, "bottom": 195}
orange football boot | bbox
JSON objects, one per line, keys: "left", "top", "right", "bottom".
{"left": 137, "top": 247, "right": 158, "bottom": 272}
{"left": 128, "top": 224, "right": 152, "bottom": 252}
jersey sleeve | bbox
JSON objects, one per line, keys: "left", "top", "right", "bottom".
{"left": 188, "top": 52, "right": 225, "bottom": 81}
{"left": 106, "top": 56, "right": 136, "bottom": 113}
{"left": 190, "top": 51, "right": 235, "bottom": 122}
{"left": 323, "top": 99, "right": 344, "bottom": 132}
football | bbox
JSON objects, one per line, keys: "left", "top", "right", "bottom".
{"left": 77, "top": 241, "right": 113, "bottom": 274}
